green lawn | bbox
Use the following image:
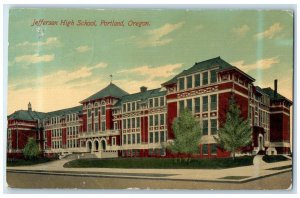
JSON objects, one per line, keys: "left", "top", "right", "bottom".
{"left": 7, "top": 158, "right": 56, "bottom": 167}
{"left": 64, "top": 156, "right": 254, "bottom": 169}
{"left": 262, "top": 155, "right": 289, "bottom": 163}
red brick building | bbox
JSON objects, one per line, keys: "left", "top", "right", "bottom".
{"left": 7, "top": 57, "right": 292, "bottom": 159}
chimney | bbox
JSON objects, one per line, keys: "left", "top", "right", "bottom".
{"left": 274, "top": 79, "right": 278, "bottom": 99}
{"left": 140, "top": 86, "right": 147, "bottom": 93}
{"left": 28, "top": 102, "right": 32, "bottom": 111}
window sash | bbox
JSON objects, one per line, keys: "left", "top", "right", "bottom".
{"left": 195, "top": 74, "right": 201, "bottom": 87}
{"left": 187, "top": 76, "right": 193, "bottom": 89}
{"left": 179, "top": 78, "right": 185, "bottom": 90}
{"left": 203, "top": 72, "right": 208, "bottom": 85}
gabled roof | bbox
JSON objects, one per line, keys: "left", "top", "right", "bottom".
{"left": 8, "top": 105, "right": 83, "bottom": 121}
{"left": 115, "top": 88, "right": 166, "bottom": 107}
{"left": 162, "top": 56, "right": 234, "bottom": 86}
{"left": 45, "top": 105, "right": 82, "bottom": 118}
{"left": 81, "top": 83, "right": 129, "bottom": 103}
{"left": 8, "top": 110, "right": 46, "bottom": 121}
{"left": 261, "top": 87, "right": 293, "bottom": 104}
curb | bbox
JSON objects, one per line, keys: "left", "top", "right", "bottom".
{"left": 7, "top": 168, "right": 292, "bottom": 184}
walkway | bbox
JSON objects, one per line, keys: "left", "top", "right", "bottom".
{"left": 6, "top": 156, "right": 292, "bottom": 183}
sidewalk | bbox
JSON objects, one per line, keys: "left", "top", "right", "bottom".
{"left": 6, "top": 157, "right": 292, "bottom": 183}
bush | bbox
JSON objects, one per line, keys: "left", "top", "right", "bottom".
{"left": 23, "top": 138, "right": 40, "bottom": 160}
{"left": 262, "top": 155, "right": 289, "bottom": 163}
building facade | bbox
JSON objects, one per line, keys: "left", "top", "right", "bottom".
{"left": 7, "top": 57, "right": 292, "bottom": 159}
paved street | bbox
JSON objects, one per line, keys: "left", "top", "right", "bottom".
{"left": 6, "top": 171, "right": 292, "bottom": 190}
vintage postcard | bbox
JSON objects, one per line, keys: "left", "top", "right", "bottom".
{"left": 6, "top": 8, "right": 293, "bottom": 190}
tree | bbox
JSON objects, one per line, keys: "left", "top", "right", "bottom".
{"left": 214, "top": 98, "right": 252, "bottom": 159}
{"left": 23, "top": 137, "right": 40, "bottom": 160}
{"left": 168, "top": 108, "right": 202, "bottom": 160}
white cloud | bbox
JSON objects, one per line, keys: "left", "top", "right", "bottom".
{"left": 137, "top": 22, "right": 185, "bottom": 48}
{"left": 195, "top": 25, "right": 204, "bottom": 30}
{"left": 116, "top": 63, "right": 183, "bottom": 93}
{"left": 14, "top": 54, "right": 55, "bottom": 65}
{"left": 232, "top": 25, "right": 250, "bottom": 37}
{"left": 75, "top": 45, "right": 91, "bottom": 53}
{"left": 119, "top": 63, "right": 182, "bottom": 80}
{"left": 231, "top": 57, "right": 280, "bottom": 72}
{"left": 8, "top": 62, "right": 108, "bottom": 114}
{"left": 15, "top": 37, "right": 60, "bottom": 47}
{"left": 255, "top": 23, "right": 283, "bottom": 39}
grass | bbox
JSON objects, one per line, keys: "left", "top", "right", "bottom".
{"left": 7, "top": 157, "right": 56, "bottom": 167}
{"left": 267, "top": 165, "right": 292, "bottom": 170}
{"left": 262, "top": 155, "right": 289, "bottom": 163}
{"left": 64, "top": 156, "right": 254, "bottom": 169}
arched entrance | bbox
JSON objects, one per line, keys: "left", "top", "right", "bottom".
{"left": 94, "top": 140, "right": 99, "bottom": 152}
{"left": 258, "top": 134, "right": 264, "bottom": 151}
{"left": 86, "top": 141, "right": 92, "bottom": 153}
{"left": 101, "top": 139, "right": 106, "bottom": 151}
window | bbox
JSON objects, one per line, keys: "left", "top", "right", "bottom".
{"left": 202, "top": 144, "right": 208, "bottom": 155}
{"left": 195, "top": 74, "right": 201, "bottom": 87}
{"left": 160, "top": 97, "right": 165, "bottom": 106}
{"left": 101, "top": 106, "right": 106, "bottom": 115}
{"left": 132, "top": 118, "right": 136, "bottom": 128}
{"left": 123, "top": 135, "right": 126, "bottom": 145}
{"left": 137, "top": 102, "right": 140, "bottom": 110}
{"left": 160, "top": 131, "right": 165, "bottom": 142}
{"left": 88, "top": 124, "right": 92, "bottom": 132}
{"left": 194, "top": 97, "right": 200, "bottom": 113}
{"left": 149, "top": 132, "right": 153, "bottom": 143}
{"left": 114, "top": 122, "right": 118, "bottom": 130}
{"left": 95, "top": 108, "right": 98, "bottom": 116}
{"left": 149, "top": 115, "right": 153, "bottom": 126}
{"left": 160, "top": 114, "right": 165, "bottom": 125}
{"left": 203, "top": 72, "right": 208, "bottom": 85}
{"left": 210, "top": 70, "right": 217, "bottom": 83}
{"left": 132, "top": 102, "right": 135, "bottom": 111}
{"left": 127, "top": 118, "right": 131, "bottom": 128}
{"left": 203, "top": 96, "right": 208, "bottom": 112}
{"left": 95, "top": 123, "right": 99, "bottom": 132}
{"left": 88, "top": 109, "right": 92, "bottom": 117}
{"left": 179, "top": 78, "right": 185, "bottom": 90}
{"left": 132, "top": 134, "right": 136, "bottom": 144}
{"left": 101, "top": 122, "right": 106, "bottom": 131}
{"left": 155, "top": 132, "right": 159, "bottom": 143}
{"left": 154, "top": 98, "right": 159, "bottom": 107}
{"left": 123, "top": 104, "right": 126, "bottom": 112}
{"left": 128, "top": 134, "right": 131, "bottom": 144}
{"left": 210, "top": 94, "right": 217, "bottom": 111}
{"left": 137, "top": 117, "right": 140, "bottom": 128}
{"left": 187, "top": 76, "right": 193, "bottom": 89}
{"left": 187, "top": 99, "right": 192, "bottom": 112}
{"left": 123, "top": 119, "right": 126, "bottom": 129}
{"left": 149, "top": 99, "right": 153, "bottom": 108}
{"left": 179, "top": 100, "right": 185, "bottom": 113}
{"left": 127, "top": 103, "right": 131, "bottom": 112}
{"left": 203, "top": 120, "right": 208, "bottom": 135}
{"left": 137, "top": 133, "right": 141, "bottom": 144}
{"left": 155, "top": 115, "right": 159, "bottom": 126}
{"left": 211, "top": 119, "right": 217, "bottom": 135}
{"left": 211, "top": 144, "right": 217, "bottom": 155}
